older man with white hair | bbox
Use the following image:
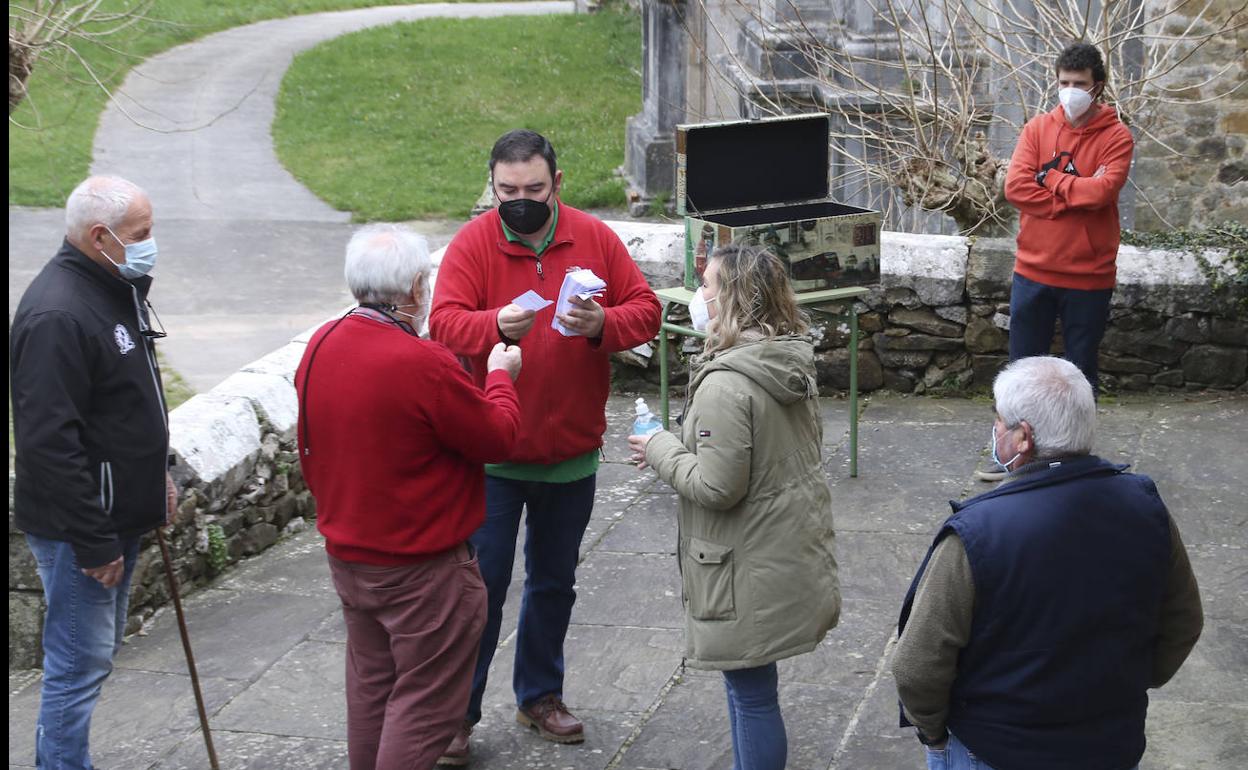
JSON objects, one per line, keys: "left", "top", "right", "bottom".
{"left": 296, "top": 224, "right": 524, "bottom": 770}
{"left": 11, "top": 175, "right": 178, "bottom": 769}
{"left": 893, "top": 356, "right": 1204, "bottom": 770}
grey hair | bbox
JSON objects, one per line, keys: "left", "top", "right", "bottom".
{"left": 344, "top": 224, "right": 431, "bottom": 306}
{"left": 64, "top": 176, "right": 146, "bottom": 237}
{"left": 993, "top": 356, "right": 1096, "bottom": 459}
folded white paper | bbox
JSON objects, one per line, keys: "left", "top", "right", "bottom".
{"left": 552, "top": 269, "right": 607, "bottom": 336}
{"left": 512, "top": 290, "right": 554, "bottom": 312}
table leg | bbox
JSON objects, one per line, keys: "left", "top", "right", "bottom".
{"left": 850, "top": 305, "right": 859, "bottom": 478}
{"left": 660, "top": 303, "right": 671, "bottom": 428}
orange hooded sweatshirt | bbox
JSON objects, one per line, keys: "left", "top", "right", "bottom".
{"left": 1004, "top": 104, "right": 1135, "bottom": 290}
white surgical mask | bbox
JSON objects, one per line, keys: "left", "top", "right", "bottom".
{"left": 689, "top": 287, "right": 716, "bottom": 332}
{"left": 1058, "top": 86, "right": 1094, "bottom": 122}
{"left": 990, "top": 423, "right": 1022, "bottom": 473}
{"left": 102, "top": 226, "right": 158, "bottom": 280}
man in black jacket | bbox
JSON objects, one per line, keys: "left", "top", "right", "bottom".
{"left": 11, "top": 175, "right": 178, "bottom": 770}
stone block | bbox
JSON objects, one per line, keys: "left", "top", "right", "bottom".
{"left": 935, "top": 305, "right": 968, "bottom": 325}
{"left": 816, "top": 349, "right": 884, "bottom": 392}
{"left": 1218, "top": 160, "right": 1248, "bottom": 185}
{"left": 1165, "top": 314, "right": 1211, "bottom": 343}
{"left": 972, "top": 354, "right": 1008, "bottom": 386}
{"left": 873, "top": 331, "right": 962, "bottom": 352}
{"left": 9, "top": 590, "right": 44, "bottom": 668}
{"left": 858, "top": 311, "right": 884, "bottom": 333}
{"left": 1116, "top": 244, "right": 1240, "bottom": 316}
{"left": 1152, "top": 369, "right": 1185, "bottom": 387}
{"left": 884, "top": 287, "right": 923, "bottom": 309}
{"left": 238, "top": 341, "right": 306, "bottom": 384}
{"left": 881, "top": 231, "right": 968, "bottom": 306}
{"left": 1182, "top": 345, "right": 1248, "bottom": 387}
{"left": 1112, "top": 309, "right": 1164, "bottom": 332}
{"left": 209, "top": 371, "right": 299, "bottom": 438}
{"left": 1099, "top": 353, "right": 1163, "bottom": 375}
{"left": 966, "top": 237, "right": 1015, "bottom": 299}
{"left": 1113, "top": 373, "right": 1151, "bottom": 391}
{"left": 888, "top": 307, "right": 964, "bottom": 337}
{"left": 965, "top": 316, "right": 1008, "bottom": 353}
{"left": 882, "top": 368, "right": 916, "bottom": 392}
{"left": 1101, "top": 327, "right": 1189, "bottom": 365}
{"left": 604, "top": 220, "right": 685, "bottom": 290}
{"left": 1211, "top": 317, "right": 1248, "bottom": 346}
{"left": 241, "top": 523, "right": 280, "bottom": 556}
{"left": 877, "top": 347, "right": 933, "bottom": 369}
{"left": 923, "top": 354, "right": 973, "bottom": 390}
{"left": 168, "top": 394, "right": 262, "bottom": 501}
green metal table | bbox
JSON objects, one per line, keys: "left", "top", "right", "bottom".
{"left": 654, "top": 285, "right": 869, "bottom": 477}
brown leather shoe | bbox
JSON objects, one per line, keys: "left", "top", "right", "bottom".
{"left": 436, "top": 721, "right": 473, "bottom": 766}
{"left": 516, "top": 694, "right": 585, "bottom": 744}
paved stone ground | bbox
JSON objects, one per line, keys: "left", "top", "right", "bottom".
{"left": 9, "top": 391, "right": 1246, "bottom": 769}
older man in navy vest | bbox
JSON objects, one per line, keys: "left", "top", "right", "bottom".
{"left": 893, "top": 356, "right": 1204, "bottom": 770}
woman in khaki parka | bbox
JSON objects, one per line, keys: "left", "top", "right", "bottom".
{"left": 629, "top": 245, "right": 841, "bottom": 770}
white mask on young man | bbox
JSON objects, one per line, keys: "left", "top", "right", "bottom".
{"left": 1059, "top": 86, "right": 1094, "bottom": 121}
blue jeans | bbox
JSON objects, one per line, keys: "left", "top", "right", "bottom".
{"left": 723, "top": 663, "right": 787, "bottom": 770}
{"left": 923, "top": 733, "right": 1139, "bottom": 770}
{"left": 466, "top": 474, "right": 595, "bottom": 723}
{"left": 1008, "top": 272, "right": 1113, "bottom": 392}
{"left": 27, "top": 534, "right": 141, "bottom": 770}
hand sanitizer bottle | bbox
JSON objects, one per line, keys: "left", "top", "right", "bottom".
{"left": 633, "top": 397, "right": 663, "bottom": 436}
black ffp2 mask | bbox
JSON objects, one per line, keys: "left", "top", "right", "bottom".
{"left": 498, "top": 192, "right": 552, "bottom": 235}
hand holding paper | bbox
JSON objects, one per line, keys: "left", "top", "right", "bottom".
{"left": 553, "top": 269, "right": 607, "bottom": 337}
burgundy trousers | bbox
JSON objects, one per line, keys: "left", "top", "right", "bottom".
{"left": 328, "top": 544, "right": 487, "bottom": 770}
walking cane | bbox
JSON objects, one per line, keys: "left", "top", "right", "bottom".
{"left": 156, "top": 527, "right": 221, "bottom": 770}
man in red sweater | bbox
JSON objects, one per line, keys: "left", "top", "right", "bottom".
{"left": 430, "top": 130, "right": 661, "bottom": 763}
{"left": 296, "top": 224, "right": 523, "bottom": 770}
{"left": 1003, "top": 42, "right": 1135, "bottom": 395}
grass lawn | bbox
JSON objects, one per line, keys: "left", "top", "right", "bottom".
{"left": 272, "top": 10, "right": 641, "bottom": 220}
{"left": 8, "top": 0, "right": 493, "bottom": 208}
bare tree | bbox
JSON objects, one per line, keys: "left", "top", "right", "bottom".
{"left": 679, "top": 0, "right": 1246, "bottom": 235}
{"left": 9, "top": 0, "right": 152, "bottom": 117}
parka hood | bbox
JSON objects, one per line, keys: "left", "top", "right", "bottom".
{"left": 691, "top": 334, "right": 818, "bottom": 405}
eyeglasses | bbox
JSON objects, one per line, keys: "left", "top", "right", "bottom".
{"left": 140, "top": 301, "right": 168, "bottom": 340}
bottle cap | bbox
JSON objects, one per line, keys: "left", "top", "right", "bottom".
{"left": 635, "top": 397, "right": 649, "bottom": 416}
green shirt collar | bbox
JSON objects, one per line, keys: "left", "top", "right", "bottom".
{"left": 500, "top": 198, "right": 559, "bottom": 256}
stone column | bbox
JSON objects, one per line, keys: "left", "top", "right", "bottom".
{"left": 624, "top": 0, "right": 688, "bottom": 215}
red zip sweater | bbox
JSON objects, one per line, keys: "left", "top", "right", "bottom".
{"left": 430, "top": 202, "right": 661, "bottom": 465}
{"left": 296, "top": 315, "right": 521, "bottom": 565}
{"left": 1004, "top": 104, "right": 1135, "bottom": 290}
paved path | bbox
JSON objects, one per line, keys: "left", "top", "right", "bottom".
{"left": 8, "top": 2, "right": 573, "bottom": 393}
{"left": 9, "top": 392, "right": 1247, "bottom": 768}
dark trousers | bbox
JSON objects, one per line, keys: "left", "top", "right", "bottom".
{"left": 329, "top": 544, "right": 486, "bottom": 770}
{"left": 1008, "top": 272, "right": 1113, "bottom": 391}
{"left": 466, "top": 473, "right": 596, "bottom": 724}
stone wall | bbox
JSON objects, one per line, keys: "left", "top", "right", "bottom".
{"left": 9, "top": 221, "right": 1243, "bottom": 668}
{"left": 1133, "top": 0, "right": 1247, "bottom": 230}
{"left": 613, "top": 226, "right": 1247, "bottom": 395}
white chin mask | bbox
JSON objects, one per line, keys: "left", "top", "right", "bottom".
{"left": 689, "top": 287, "right": 713, "bottom": 332}
{"left": 1059, "top": 86, "right": 1093, "bottom": 121}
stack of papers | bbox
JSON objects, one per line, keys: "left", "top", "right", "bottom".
{"left": 552, "top": 269, "right": 607, "bottom": 337}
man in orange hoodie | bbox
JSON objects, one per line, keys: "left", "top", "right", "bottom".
{"left": 1003, "top": 43, "right": 1135, "bottom": 395}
